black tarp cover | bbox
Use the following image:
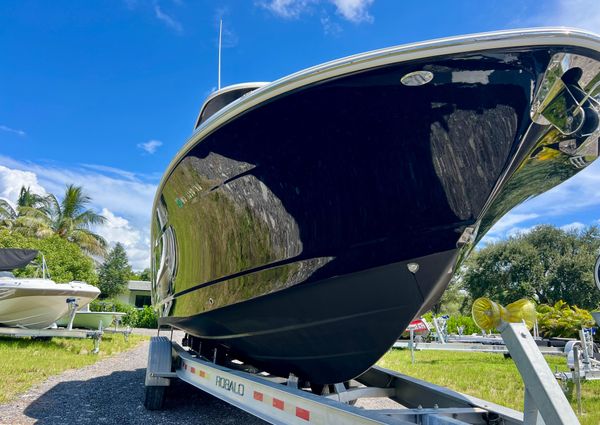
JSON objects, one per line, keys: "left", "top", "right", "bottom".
{"left": 0, "top": 248, "right": 38, "bottom": 271}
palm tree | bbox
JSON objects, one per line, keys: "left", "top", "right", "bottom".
{"left": 0, "top": 198, "right": 16, "bottom": 227}
{"left": 17, "top": 186, "right": 49, "bottom": 210}
{"left": 0, "top": 187, "right": 52, "bottom": 236}
{"left": 46, "top": 185, "right": 108, "bottom": 256}
{"left": 0, "top": 185, "right": 108, "bottom": 256}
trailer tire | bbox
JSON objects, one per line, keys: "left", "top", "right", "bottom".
{"left": 144, "top": 385, "right": 166, "bottom": 410}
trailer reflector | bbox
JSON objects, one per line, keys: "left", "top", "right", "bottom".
{"left": 272, "top": 397, "right": 284, "bottom": 410}
{"left": 296, "top": 406, "right": 310, "bottom": 421}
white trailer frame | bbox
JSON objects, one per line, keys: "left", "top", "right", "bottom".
{"left": 144, "top": 322, "right": 582, "bottom": 424}
{"left": 393, "top": 340, "right": 564, "bottom": 356}
{"left": 0, "top": 326, "right": 103, "bottom": 353}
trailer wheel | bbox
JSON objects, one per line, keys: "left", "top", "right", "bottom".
{"left": 144, "top": 385, "right": 166, "bottom": 410}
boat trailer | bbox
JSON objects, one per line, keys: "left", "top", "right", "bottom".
{"left": 0, "top": 300, "right": 131, "bottom": 353}
{"left": 0, "top": 326, "right": 103, "bottom": 353}
{"left": 144, "top": 321, "right": 580, "bottom": 425}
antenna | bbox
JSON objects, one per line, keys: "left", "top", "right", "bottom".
{"left": 218, "top": 19, "right": 223, "bottom": 90}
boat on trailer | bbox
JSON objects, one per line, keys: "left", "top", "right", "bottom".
{"left": 0, "top": 248, "right": 100, "bottom": 329}
{"left": 55, "top": 305, "right": 126, "bottom": 330}
{"left": 152, "top": 28, "right": 600, "bottom": 386}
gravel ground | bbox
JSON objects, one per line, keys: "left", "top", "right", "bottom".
{"left": 129, "top": 328, "right": 170, "bottom": 338}
{"left": 0, "top": 339, "right": 267, "bottom": 425}
{"left": 0, "top": 332, "right": 392, "bottom": 424}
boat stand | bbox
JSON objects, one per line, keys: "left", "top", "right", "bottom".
{"left": 144, "top": 321, "right": 581, "bottom": 424}
{"left": 65, "top": 298, "right": 79, "bottom": 331}
{"left": 560, "top": 328, "right": 600, "bottom": 381}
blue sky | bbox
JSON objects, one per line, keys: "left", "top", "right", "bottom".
{"left": 1, "top": 0, "right": 599, "bottom": 269}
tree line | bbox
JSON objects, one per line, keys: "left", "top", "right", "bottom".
{"left": 437, "top": 224, "right": 600, "bottom": 314}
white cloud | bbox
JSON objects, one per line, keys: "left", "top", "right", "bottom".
{"left": 214, "top": 7, "right": 239, "bottom": 49}
{"left": 259, "top": 0, "right": 315, "bottom": 19}
{"left": 96, "top": 208, "right": 140, "bottom": 247}
{"left": 0, "top": 165, "right": 47, "bottom": 207}
{"left": 506, "top": 226, "right": 535, "bottom": 238}
{"left": 533, "top": 0, "right": 600, "bottom": 32}
{"left": 486, "top": 212, "right": 540, "bottom": 235}
{"left": 330, "top": 0, "right": 373, "bottom": 23}
{"left": 80, "top": 163, "right": 137, "bottom": 181}
{"left": 137, "top": 139, "right": 163, "bottom": 154}
{"left": 154, "top": 4, "right": 183, "bottom": 33}
{"left": 220, "top": 21, "right": 239, "bottom": 49}
{"left": 259, "top": 0, "right": 374, "bottom": 23}
{"left": 0, "top": 156, "right": 156, "bottom": 269}
{"left": 508, "top": 161, "right": 600, "bottom": 218}
{"left": 320, "top": 15, "right": 342, "bottom": 36}
{"left": 480, "top": 213, "right": 538, "bottom": 245}
{"left": 479, "top": 235, "right": 500, "bottom": 245}
{"left": 560, "top": 221, "right": 586, "bottom": 232}
{"left": 0, "top": 125, "right": 26, "bottom": 137}
{"left": 95, "top": 208, "right": 149, "bottom": 270}
{"left": 478, "top": 157, "right": 600, "bottom": 245}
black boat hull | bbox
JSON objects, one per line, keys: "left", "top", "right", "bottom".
{"left": 167, "top": 249, "right": 457, "bottom": 384}
{"left": 152, "top": 30, "right": 600, "bottom": 384}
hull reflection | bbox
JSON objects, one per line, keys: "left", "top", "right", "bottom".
{"left": 152, "top": 29, "right": 600, "bottom": 385}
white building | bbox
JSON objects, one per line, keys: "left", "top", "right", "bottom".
{"left": 116, "top": 280, "right": 152, "bottom": 309}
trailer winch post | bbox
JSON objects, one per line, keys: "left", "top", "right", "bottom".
{"left": 499, "top": 321, "right": 579, "bottom": 425}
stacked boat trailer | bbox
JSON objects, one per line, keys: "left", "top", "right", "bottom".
{"left": 145, "top": 321, "right": 581, "bottom": 425}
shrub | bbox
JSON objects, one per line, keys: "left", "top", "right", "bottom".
{"left": 536, "top": 300, "right": 595, "bottom": 338}
{"left": 89, "top": 299, "right": 139, "bottom": 327}
{"left": 121, "top": 310, "right": 139, "bottom": 327}
{"left": 136, "top": 306, "right": 158, "bottom": 328}
{"left": 403, "top": 313, "right": 480, "bottom": 338}
{"left": 0, "top": 229, "right": 97, "bottom": 284}
{"left": 446, "top": 315, "right": 480, "bottom": 335}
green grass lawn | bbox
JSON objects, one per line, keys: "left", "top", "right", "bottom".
{"left": 0, "top": 334, "right": 146, "bottom": 403}
{"left": 379, "top": 349, "right": 600, "bottom": 425}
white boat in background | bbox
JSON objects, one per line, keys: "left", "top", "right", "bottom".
{"left": 0, "top": 248, "right": 100, "bottom": 329}
{"left": 56, "top": 304, "right": 126, "bottom": 329}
